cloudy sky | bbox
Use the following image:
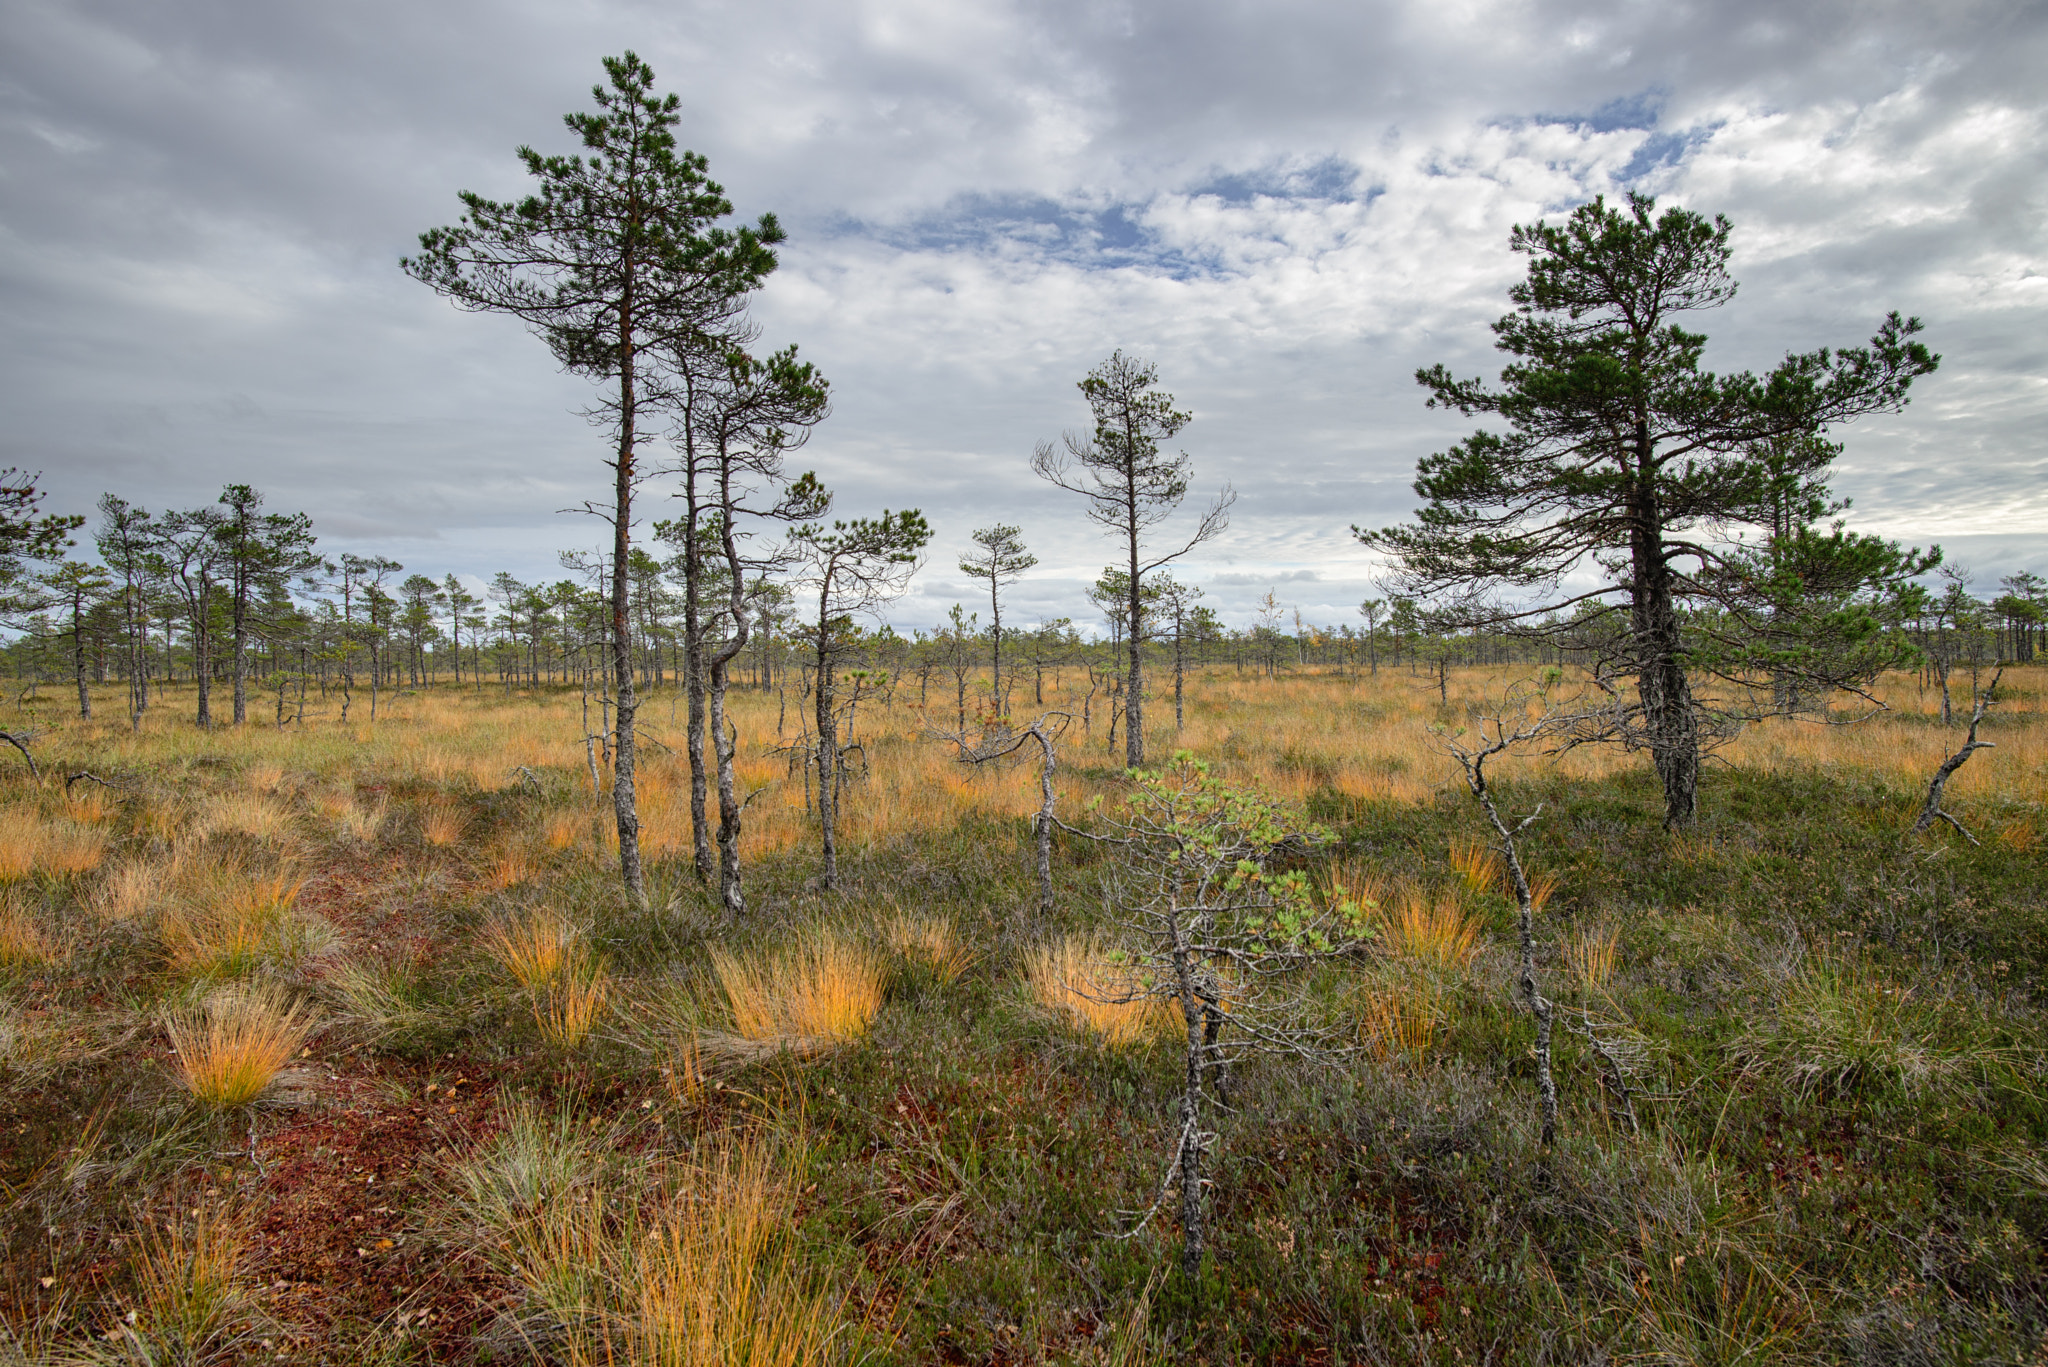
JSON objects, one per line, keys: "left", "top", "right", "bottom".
{"left": 4, "top": 0, "right": 2043, "bottom": 630}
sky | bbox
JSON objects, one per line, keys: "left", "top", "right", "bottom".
{"left": 3, "top": 0, "right": 2044, "bottom": 632}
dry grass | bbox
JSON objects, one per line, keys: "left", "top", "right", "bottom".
{"left": 1383, "top": 892, "right": 1485, "bottom": 971}
{"left": 192, "top": 791, "right": 295, "bottom": 844}
{"left": 479, "top": 909, "right": 609, "bottom": 1048}
{"left": 480, "top": 845, "right": 537, "bottom": 890}
{"left": 883, "top": 908, "right": 977, "bottom": 985}
{"left": 422, "top": 803, "right": 469, "bottom": 847}
{"left": 707, "top": 930, "right": 887, "bottom": 1059}
{"left": 104, "top": 1205, "right": 263, "bottom": 1364}
{"left": 0, "top": 807, "right": 109, "bottom": 880}
{"left": 1567, "top": 925, "right": 1621, "bottom": 992}
{"left": 545, "top": 811, "right": 584, "bottom": 850}
{"left": 91, "top": 855, "right": 181, "bottom": 923}
{"left": 534, "top": 963, "right": 611, "bottom": 1050}
{"left": 615, "top": 1137, "right": 857, "bottom": 1367}
{"left": 242, "top": 761, "right": 286, "bottom": 791}
{"left": 64, "top": 784, "right": 116, "bottom": 824}
{"left": 481, "top": 909, "right": 581, "bottom": 992}
{"left": 0, "top": 894, "right": 66, "bottom": 969}
{"left": 335, "top": 799, "right": 387, "bottom": 844}
{"left": 1448, "top": 836, "right": 1503, "bottom": 897}
{"left": 163, "top": 981, "right": 320, "bottom": 1107}
{"left": 1359, "top": 983, "right": 1440, "bottom": 1061}
{"left": 1024, "top": 934, "right": 1177, "bottom": 1049}
{"left": 157, "top": 866, "right": 325, "bottom": 977}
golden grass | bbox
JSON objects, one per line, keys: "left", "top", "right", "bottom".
{"left": 1447, "top": 836, "right": 1502, "bottom": 897}
{"left": 0, "top": 894, "right": 66, "bottom": 969}
{"left": 241, "top": 761, "right": 286, "bottom": 792}
{"left": 614, "top": 1137, "right": 857, "bottom": 1367}
{"left": 480, "top": 845, "right": 537, "bottom": 890}
{"left": 1567, "top": 925, "right": 1621, "bottom": 992}
{"left": 481, "top": 909, "right": 581, "bottom": 992}
{"left": 1383, "top": 892, "right": 1485, "bottom": 971}
{"left": 64, "top": 784, "right": 115, "bottom": 824}
{"left": 192, "top": 792, "right": 295, "bottom": 844}
{"left": 0, "top": 808, "right": 108, "bottom": 880}
{"left": 91, "top": 856, "right": 176, "bottom": 922}
{"left": 164, "top": 981, "right": 319, "bottom": 1107}
{"left": 157, "top": 864, "right": 327, "bottom": 977}
{"left": 335, "top": 799, "right": 387, "bottom": 844}
{"left": 27, "top": 664, "right": 2048, "bottom": 888}
{"left": 1024, "top": 934, "right": 1177, "bottom": 1049}
{"left": 534, "top": 964, "right": 611, "bottom": 1050}
{"left": 708, "top": 930, "right": 887, "bottom": 1058}
{"left": 422, "top": 803, "right": 469, "bottom": 846}
{"left": 1358, "top": 983, "right": 1439, "bottom": 1061}
{"left": 883, "top": 908, "right": 977, "bottom": 984}
{"left": 479, "top": 909, "right": 609, "bottom": 1048}
{"left": 119, "top": 1205, "right": 260, "bottom": 1362}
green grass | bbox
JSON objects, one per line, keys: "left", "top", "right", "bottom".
{"left": 2, "top": 679, "right": 2045, "bottom": 1363}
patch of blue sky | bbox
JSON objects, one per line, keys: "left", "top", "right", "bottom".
{"left": 832, "top": 193, "right": 1217, "bottom": 280}
{"left": 1185, "top": 156, "right": 1364, "bottom": 204}
{"left": 828, "top": 156, "right": 1374, "bottom": 278}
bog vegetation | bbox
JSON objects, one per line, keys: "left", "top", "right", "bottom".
{"left": 0, "top": 661, "right": 2042, "bottom": 1364}
{"left": 2, "top": 48, "right": 2046, "bottom": 1367}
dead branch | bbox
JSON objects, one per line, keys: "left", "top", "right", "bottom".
{"left": 1911, "top": 667, "right": 2003, "bottom": 845}
{"left": 0, "top": 730, "right": 39, "bottom": 780}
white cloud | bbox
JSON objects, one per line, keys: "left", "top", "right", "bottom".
{"left": 2, "top": 0, "right": 2042, "bottom": 627}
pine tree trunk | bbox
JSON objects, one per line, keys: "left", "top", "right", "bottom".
{"left": 610, "top": 327, "right": 646, "bottom": 912}
{"left": 814, "top": 620, "right": 839, "bottom": 891}
{"left": 1629, "top": 454, "right": 1700, "bottom": 830}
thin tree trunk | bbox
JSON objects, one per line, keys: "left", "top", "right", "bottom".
{"left": 610, "top": 317, "right": 647, "bottom": 911}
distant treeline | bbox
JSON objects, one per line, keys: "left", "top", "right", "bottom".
{"left": 1, "top": 480, "right": 2040, "bottom": 730}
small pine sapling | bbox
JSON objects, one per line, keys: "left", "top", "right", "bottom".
{"left": 1081, "top": 754, "right": 1370, "bottom": 1281}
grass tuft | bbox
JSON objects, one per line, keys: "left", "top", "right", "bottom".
{"left": 158, "top": 866, "right": 326, "bottom": 977}
{"left": 1731, "top": 953, "right": 2021, "bottom": 1098}
{"left": 0, "top": 808, "right": 108, "bottom": 880}
{"left": 707, "top": 930, "right": 887, "bottom": 1059}
{"left": 481, "top": 909, "right": 581, "bottom": 992}
{"left": 1024, "top": 934, "right": 1176, "bottom": 1049}
{"left": 0, "top": 894, "right": 66, "bottom": 970}
{"left": 1358, "top": 982, "right": 1439, "bottom": 1061}
{"left": 423, "top": 804, "right": 468, "bottom": 847}
{"left": 164, "top": 981, "right": 320, "bottom": 1108}
{"left": 883, "top": 909, "right": 976, "bottom": 985}
{"left": 1384, "top": 892, "right": 1484, "bottom": 972}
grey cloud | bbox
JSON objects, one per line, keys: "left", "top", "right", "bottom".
{"left": 2, "top": 0, "right": 2042, "bottom": 626}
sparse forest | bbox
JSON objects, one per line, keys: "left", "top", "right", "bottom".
{"left": 3, "top": 51, "right": 2048, "bottom": 1367}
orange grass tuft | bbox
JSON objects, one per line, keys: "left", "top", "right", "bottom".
{"left": 157, "top": 866, "right": 319, "bottom": 977}
{"left": 422, "top": 804, "right": 468, "bottom": 847}
{"left": 0, "top": 895, "right": 65, "bottom": 968}
{"left": 1384, "top": 892, "right": 1484, "bottom": 971}
{"left": 533, "top": 965, "right": 610, "bottom": 1050}
{"left": 708, "top": 930, "right": 887, "bottom": 1057}
{"left": 480, "top": 910, "right": 581, "bottom": 992}
{"left": 1447, "top": 836, "right": 1503, "bottom": 897}
{"left": 1358, "top": 984, "right": 1439, "bottom": 1061}
{"left": 163, "top": 981, "right": 319, "bottom": 1107}
{"left": 1024, "top": 934, "right": 1176, "bottom": 1048}
{"left": 0, "top": 808, "right": 109, "bottom": 880}
{"left": 884, "top": 909, "right": 977, "bottom": 984}
{"left": 1566, "top": 925, "right": 1620, "bottom": 992}
{"left": 615, "top": 1137, "right": 858, "bottom": 1367}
